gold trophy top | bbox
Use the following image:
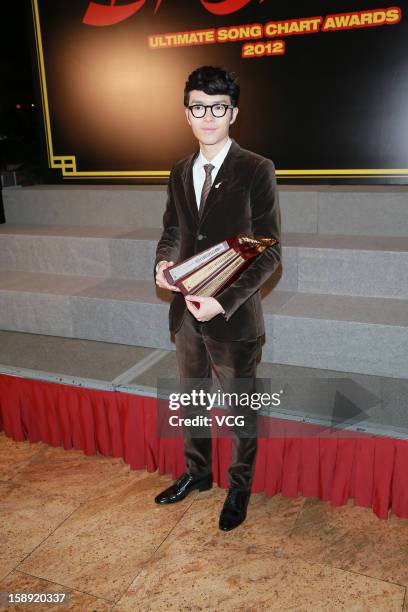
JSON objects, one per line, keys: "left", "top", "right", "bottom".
{"left": 237, "top": 234, "right": 279, "bottom": 253}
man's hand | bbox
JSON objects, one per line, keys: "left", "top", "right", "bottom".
{"left": 185, "top": 295, "right": 225, "bottom": 322}
{"left": 155, "top": 261, "right": 180, "bottom": 292}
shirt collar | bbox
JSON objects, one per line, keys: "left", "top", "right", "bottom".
{"left": 198, "top": 137, "right": 232, "bottom": 171}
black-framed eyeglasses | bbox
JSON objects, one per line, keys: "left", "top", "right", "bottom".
{"left": 188, "top": 103, "right": 234, "bottom": 118}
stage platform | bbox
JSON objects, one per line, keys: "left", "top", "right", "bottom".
{"left": 0, "top": 329, "right": 406, "bottom": 440}
{"left": 1, "top": 184, "right": 408, "bottom": 520}
{"left": 2, "top": 184, "right": 408, "bottom": 378}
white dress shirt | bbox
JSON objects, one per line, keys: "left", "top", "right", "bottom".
{"left": 155, "top": 137, "right": 232, "bottom": 277}
{"left": 193, "top": 137, "right": 232, "bottom": 209}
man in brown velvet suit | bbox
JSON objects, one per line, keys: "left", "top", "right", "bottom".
{"left": 154, "top": 66, "right": 281, "bottom": 531}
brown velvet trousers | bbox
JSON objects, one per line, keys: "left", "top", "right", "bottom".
{"left": 175, "top": 311, "right": 262, "bottom": 491}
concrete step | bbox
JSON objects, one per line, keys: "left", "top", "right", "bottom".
{"left": 4, "top": 184, "right": 408, "bottom": 236}
{"left": 0, "top": 271, "right": 172, "bottom": 350}
{"left": 2, "top": 225, "right": 408, "bottom": 298}
{"left": 0, "top": 270, "right": 407, "bottom": 378}
{"left": 0, "top": 224, "right": 161, "bottom": 281}
{"left": 261, "top": 290, "right": 408, "bottom": 379}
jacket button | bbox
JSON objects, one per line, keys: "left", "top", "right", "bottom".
{"left": 197, "top": 233, "right": 206, "bottom": 240}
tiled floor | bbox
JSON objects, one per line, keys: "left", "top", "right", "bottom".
{"left": 1, "top": 431, "right": 407, "bottom": 611}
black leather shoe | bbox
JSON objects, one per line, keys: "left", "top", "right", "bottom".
{"left": 154, "top": 472, "right": 213, "bottom": 504}
{"left": 219, "top": 488, "right": 251, "bottom": 531}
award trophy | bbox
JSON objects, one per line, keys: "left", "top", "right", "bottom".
{"left": 163, "top": 234, "right": 279, "bottom": 301}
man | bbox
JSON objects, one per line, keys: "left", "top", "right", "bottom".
{"left": 154, "top": 65, "right": 281, "bottom": 531}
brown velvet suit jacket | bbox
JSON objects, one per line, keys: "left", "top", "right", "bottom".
{"left": 154, "top": 138, "right": 281, "bottom": 341}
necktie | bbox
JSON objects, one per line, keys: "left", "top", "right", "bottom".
{"left": 198, "top": 163, "right": 215, "bottom": 217}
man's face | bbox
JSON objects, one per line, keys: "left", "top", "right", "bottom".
{"left": 185, "top": 90, "right": 239, "bottom": 147}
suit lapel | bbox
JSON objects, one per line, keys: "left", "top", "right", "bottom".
{"left": 181, "top": 138, "right": 241, "bottom": 227}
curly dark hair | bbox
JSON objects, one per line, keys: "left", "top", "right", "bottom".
{"left": 184, "top": 66, "right": 240, "bottom": 107}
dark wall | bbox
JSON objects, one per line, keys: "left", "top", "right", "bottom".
{"left": 32, "top": 1, "right": 408, "bottom": 183}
